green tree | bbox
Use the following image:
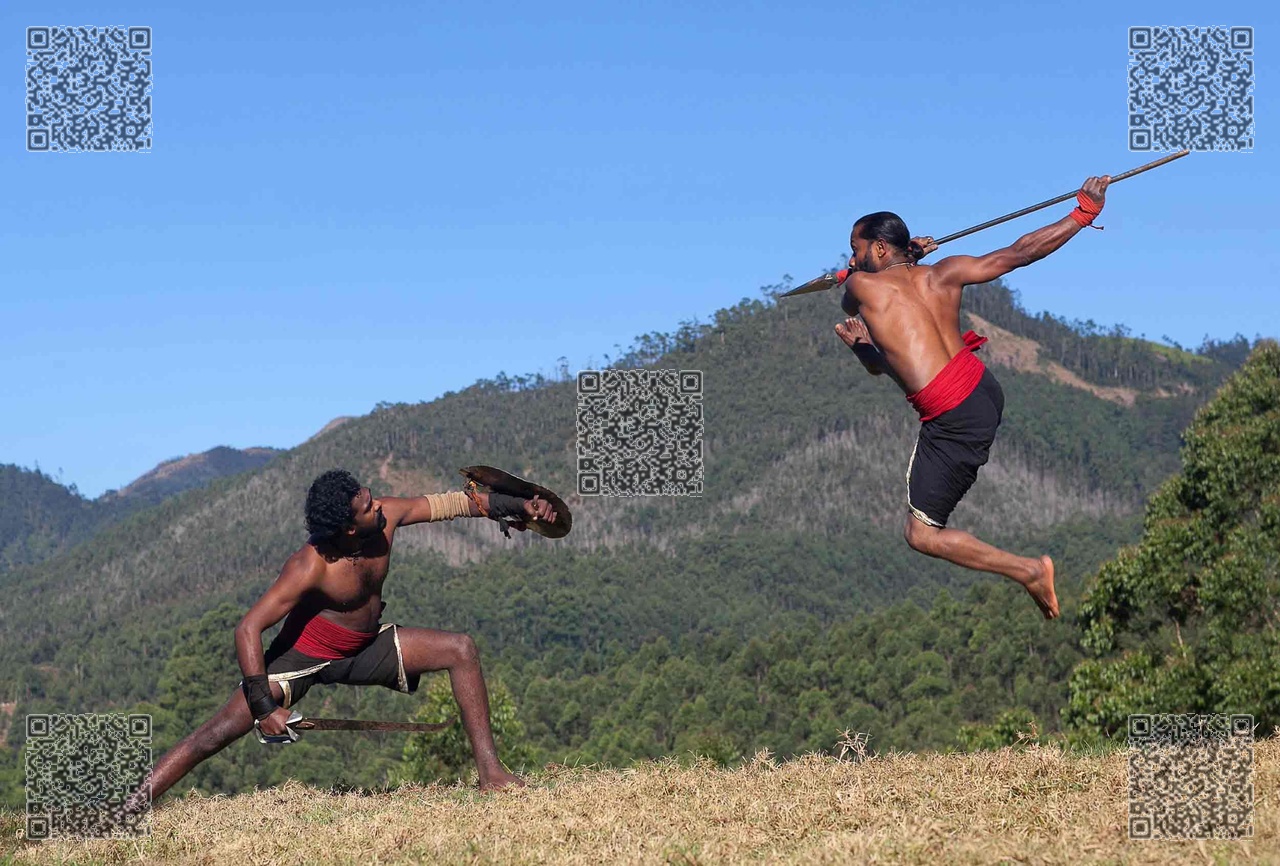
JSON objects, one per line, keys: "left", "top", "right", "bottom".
{"left": 157, "top": 602, "right": 243, "bottom": 731}
{"left": 398, "top": 675, "right": 534, "bottom": 784}
{"left": 955, "top": 708, "right": 1045, "bottom": 751}
{"left": 1067, "top": 342, "right": 1280, "bottom": 736}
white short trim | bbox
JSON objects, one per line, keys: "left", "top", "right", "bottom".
{"left": 905, "top": 439, "right": 944, "bottom": 528}
{"left": 390, "top": 625, "right": 409, "bottom": 693}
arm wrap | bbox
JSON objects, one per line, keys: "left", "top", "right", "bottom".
{"left": 421, "top": 491, "right": 474, "bottom": 521}
{"left": 485, "top": 493, "right": 528, "bottom": 521}
{"left": 1070, "top": 191, "right": 1104, "bottom": 227}
{"left": 242, "top": 674, "right": 278, "bottom": 721}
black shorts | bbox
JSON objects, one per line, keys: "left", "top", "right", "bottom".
{"left": 907, "top": 369, "right": 1004, "bottom": 528}
{"left": 256, "top": 623, "right": 421, "bottom": 709}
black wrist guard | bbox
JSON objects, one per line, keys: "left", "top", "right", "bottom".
{"left": 485, "top": 493, "right": 527, "bottom": 521}
{"left": 242, "top": 674, "right": 278, "bottom": 720}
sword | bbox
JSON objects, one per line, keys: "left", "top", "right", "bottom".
{"left": 256, "top": 711, "right": 457, "bottom": 744}
{"left": 780, "top": 150, "right": 1190, "bottom": 298}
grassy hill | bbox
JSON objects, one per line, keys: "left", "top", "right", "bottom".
{"left": 0, "top": 278, "right": 1255, "bottom": 802}
{"left": 4, "top": 739, "right": 1273, "bottom": 865}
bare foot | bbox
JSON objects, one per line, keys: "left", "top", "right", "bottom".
{"left": 478, "top": 768, "right": 525, "bottom": 793}
{"left": 1024, "top": 555, "right": 1059, "bottom": 620}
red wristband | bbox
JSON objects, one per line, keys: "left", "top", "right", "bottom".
{"left": 1070, "top": 191, "right": 1103, "bottom": 227}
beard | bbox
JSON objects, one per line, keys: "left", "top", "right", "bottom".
{"left": 358, "top": 510, "right": 387, "bottom": 536}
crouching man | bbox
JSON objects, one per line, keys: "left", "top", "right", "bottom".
{"left": 134, "top": 468, "right": 557, "bottom": 804}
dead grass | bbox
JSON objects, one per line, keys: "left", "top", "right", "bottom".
{"left": 6, "top": 740, "right": 1277, "bottom": 865}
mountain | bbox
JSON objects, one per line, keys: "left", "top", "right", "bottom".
{"left": 0, "top": 465, "right": 101, "bottom": 571}
{"left": 0, "top": 446, "right": 282, "bottom": 573}
{"left": 0, "top": 279, "right": 1257, "bottom": 798}
{"left": 100, "top": 445, "right": 283, "bottom": 509}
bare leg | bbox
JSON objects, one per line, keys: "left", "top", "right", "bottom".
{"left": 396, "top": 628, "right": 524, "bottom": 791}
{"left": 126, "top": 682, "right": 282, "bottom": 811}
{"left": 904, "top": 516, "right": 1059, "bottom": 619}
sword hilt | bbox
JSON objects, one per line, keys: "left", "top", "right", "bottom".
{"left": 254, "top": 710, "right": 304, "bottom": 745}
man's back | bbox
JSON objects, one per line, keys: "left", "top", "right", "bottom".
{"left": 848, "top": 264, "right": 966, "bottom": 394}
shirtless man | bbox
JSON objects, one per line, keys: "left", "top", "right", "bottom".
{"left": 135, "top": 468, "right": 557, "bottom": 805}
{"left": 833, "top": 175, "right": 1112, "bottom": 619}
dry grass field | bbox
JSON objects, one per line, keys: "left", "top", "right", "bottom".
{"left": 4, "top": 739, "right": 1275, "bottom": 865}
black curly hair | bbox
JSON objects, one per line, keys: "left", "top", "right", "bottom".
{"left": 305, "top": 469, "right": 362, "bottom": 539}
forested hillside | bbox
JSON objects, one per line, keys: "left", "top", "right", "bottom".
{"left": 0, "top": 279, "right": 1255, "bottom": 802}
{"left": 1068, "top": 340, "right": 1280, "bottom": 734}
{"left": 0, "top": 447, "right": 281, "bottom": 574}
{"left": 0, "top": 466, "right": 101, "bottom": 571}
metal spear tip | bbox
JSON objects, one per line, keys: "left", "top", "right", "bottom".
{"left": 780, "top": 271, "right": 843, "bottom": 298}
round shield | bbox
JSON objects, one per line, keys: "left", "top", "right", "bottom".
{"left": 459, "top": 465, "right": 572, "bottom": 539}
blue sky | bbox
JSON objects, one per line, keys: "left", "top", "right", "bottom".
{"left": 2, "top": 0, "right": 1272, "bottom": 498}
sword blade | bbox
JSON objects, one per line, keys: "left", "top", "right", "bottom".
{"left": 294, "top": 716, "right": 456, "bottom": 733}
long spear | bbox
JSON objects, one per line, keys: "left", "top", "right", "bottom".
{"left": 780, "top": 149, "right": 1190, "bottom": 298}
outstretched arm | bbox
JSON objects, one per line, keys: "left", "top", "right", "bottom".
{"left": 931, "top": 175, "right": 1110, "bottom": 286}
{"left": 384, "top": 493, "right": 484, "bottom": 526}
{"left": 384, "top": 492, "right": 557, "bottom": 530}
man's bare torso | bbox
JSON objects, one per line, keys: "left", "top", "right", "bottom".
{"left": 284, "top": 524, "right": 395, "bottom": 634}
{"left": 849, "top": 264, "right": 966, "bottom": 394}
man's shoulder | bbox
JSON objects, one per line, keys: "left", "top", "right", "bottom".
{"left": 856, "top": 266, "right": 938, "bottom": 299}
{"left": 846, "top": 269, "right": 889, "bottom": 297}
{"left": 283, "top": 541, "right": 327, "bottom": 580}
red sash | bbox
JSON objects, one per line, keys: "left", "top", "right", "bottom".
{"left": 293, "top": 615, "right": 378, "bottom": 660}
{"left": 906, "top": 331, "right": 989, "bottom": 422}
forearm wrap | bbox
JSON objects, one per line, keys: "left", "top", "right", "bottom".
{"left": 851, "top": 342, "right": 883, "bottom": 373}
{"left": 1070, "top": 191, "right": 1103, "bottom": 227}
{"left": 242, "top": 674, "right": 278, "bottom": 721}
{"left": 422, "top": 491, "right": 473, "bottom": 521}
{"left": 485, "top": 493, "right": 528, "bottom": 521}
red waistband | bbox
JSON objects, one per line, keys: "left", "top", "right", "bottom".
{"left": 906, "top": 331, "right": 989, "bottom": 422}
{"left": 293, "top": 615, "right": 378, "bottom": 660}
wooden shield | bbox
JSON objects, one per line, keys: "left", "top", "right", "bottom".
{"left": 459, "top": 465, "right": 572, "bottom": 539}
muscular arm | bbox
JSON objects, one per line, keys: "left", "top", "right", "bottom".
{"left": 931, "top": 216, "right": 1083, "bottom": 286}
{"left": 234, "top": 551, "right": 321, "bottom": 679}
{"left": 384, "top": 490, "right": 551, "bottom": 530}
{"left": 932, "top": 175, "right": 1110, "bottom": 287}
{"left": 853, "top": 344, "right": 887, "bottom": 376}
{"left": 834, "top": 305, "right": 887, "bottom": 377}
{"left": 384, "top": 494, "right": 484, "bottom": 527}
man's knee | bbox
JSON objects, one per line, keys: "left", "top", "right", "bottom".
{"left": 904, "top": 516, "right": 938, "bottom": 553}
